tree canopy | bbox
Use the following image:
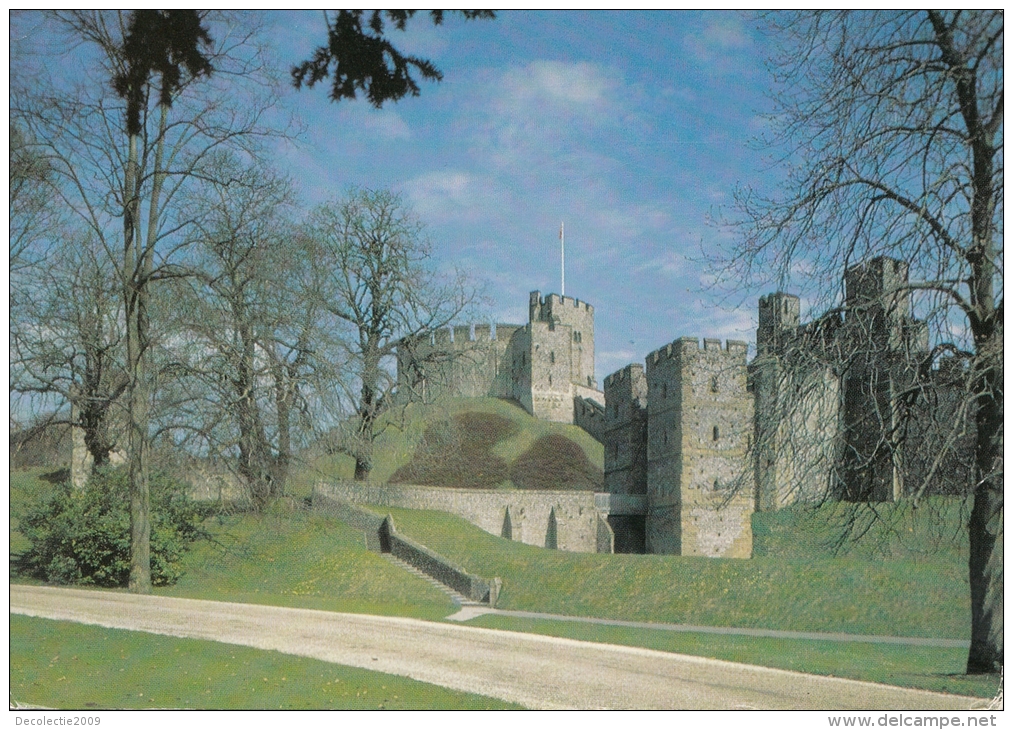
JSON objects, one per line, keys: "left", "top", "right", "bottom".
{"left": 292, "top": 10, "right": 495, "bottom": 107}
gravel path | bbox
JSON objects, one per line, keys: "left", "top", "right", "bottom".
{"left": 11, "top": 585, "right": 984, "bottom": 710}
{"left": 445, "top": 606, "right": 971, "bottom": 647}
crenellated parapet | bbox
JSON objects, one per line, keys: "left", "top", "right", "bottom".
{"left": 395, "top": 322, "right": 526, "bottom": 403}
{"left": 394, "top": 290, "right": 601, "bottom": 426}
{"left": 601, "top": 335, "right": 754, "bottom": 558}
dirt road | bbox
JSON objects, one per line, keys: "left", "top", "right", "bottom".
{"left": 11, "top": 585, "right": 983, "bottom": 710}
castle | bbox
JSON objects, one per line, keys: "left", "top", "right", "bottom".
{"left": 396, "top": 256, "right": 974, "bottom": 559}
{"left": 396, "top": 291, "right": 604, "bottom": 424}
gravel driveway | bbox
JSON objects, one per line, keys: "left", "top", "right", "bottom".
{"left": 11, "top": 585, "right": 984, "bottom": 710}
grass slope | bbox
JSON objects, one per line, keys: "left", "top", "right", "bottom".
{"left": 753, "top": 498, "right": 969, "bottom": 564}
{"left": 159, "top": 506, "right": 456, "bottom": 620}
{"left": 377, "top": 506, "right": 968, "bottom": 640}
{"left": 465, "top": 615, "right": 997, "bottom": 699}
{"left": 10, "top": 615, "right": 520, "bottom": 710}
{"left": 291, "top": 397, "right": 604, "bottom": 493}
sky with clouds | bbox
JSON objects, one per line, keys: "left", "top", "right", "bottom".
{"left": 14, "top": 11, "right": 789, "bottom": 385}
{"left": 265, "top": 10, "right": 786, "bottom": 383}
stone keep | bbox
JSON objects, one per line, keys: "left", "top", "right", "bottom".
{"left": 396, "top": 291, "right": 604, "bottom": 425}
{"left": 643, "top": 337, "right": 754, "bottom": 558}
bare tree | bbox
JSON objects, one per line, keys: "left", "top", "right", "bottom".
{"left": 305, "top": 188, "right": 478, "bottom": 480}
{"left": 9, "top": 123, "right": 63, "bottom": 276}
{"left": 11, "top": 10, "right": 285, "bottom": 592}
{"left": 163, "top": 157, "right": 323, "bottom": 508}
{"left": 10, "top": 230, "right": 128, "bottom": 477}
{"left": 725, "top": 11, "right": 1002, "bottom": 673}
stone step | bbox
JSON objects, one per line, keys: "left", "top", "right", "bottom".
{"left": 381, "top": 553, "right": 479, "bottom": 606}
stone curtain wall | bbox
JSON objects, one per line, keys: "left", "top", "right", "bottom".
{"left": 315, "top": 480, "right": 604, "bottom": 553}
{"left": 573, "top": 394, "right": 606, "bottom": 443}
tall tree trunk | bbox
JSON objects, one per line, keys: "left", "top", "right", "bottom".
{"left": 127, "top": 100, "right": 168, "bottom": 593}
{"left": 124, "top": 126, "right": 150, "bottom": 593}
{"left": 272, "top": 360, "right": 293, "bottom": 498}
{"left": 966, "top": 330, "right": 1003, "bottom": 673}
{"left": 354, "top": 346, "right": 380, "bottom": 481}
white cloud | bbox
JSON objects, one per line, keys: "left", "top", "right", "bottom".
{"left": 637, "top": 250, "right": 687, "bottom": 278}
{"left": 347, "top": 107, "right": 412, "bottom": 140}
{"left": 403, "top": 169, "right": 509, "bottom": 227}
{"left": 683, "top": 13, "right": 754, "bottom": 75}
{"left": 498, "top": 60, "right": 613, "bottom": 114}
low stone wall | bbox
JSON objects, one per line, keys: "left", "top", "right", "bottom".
{"left": 313, "top": 493, "right": 389, "bottom": 552}
{"left": 315, "top": 480, "right": 605, "bottom": 553}
{"left": 313, "top": 492, "right": 500, "bottom": 605}
{"left": 387, "top": 528, "right": 500, "bottom": 605}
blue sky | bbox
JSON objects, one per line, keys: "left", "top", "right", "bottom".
{"left": 264, "top": 11, "right": 781, "bottom": 383}
{"left": 12, "top": 10, "right": 786, "bottom": 386}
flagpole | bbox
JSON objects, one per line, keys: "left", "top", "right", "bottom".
{"left": 560, "top": 221, "right": 565, "bottom": 297}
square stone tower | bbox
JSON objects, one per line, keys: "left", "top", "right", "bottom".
{"left": 645, "top": 337, "right": 754, "bottom": 557}
{"left": 841, "top": 257, "right": 928, "bottom": 501}
{"left": 517, "top": 291, "right": 601, "bottom": 423}
{"left": 757, "top": 292, "right": 800, "bottom": 357}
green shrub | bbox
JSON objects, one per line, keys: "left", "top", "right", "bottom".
{"left": 15, "top": 467, "right": 211, "bottom": 587}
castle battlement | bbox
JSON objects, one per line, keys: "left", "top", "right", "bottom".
{"left": 604, "top": 363, "right": 645, "bottom": 388}
{"left": 396, "top": 288, "right": 601, "bottom": 425}
{"left": 647, "top": 337, "right": 747, "bottom": 363}
{"left": 530, "top": 290, "right": 594, "bottom": 318}
{"left": 420, "top": 323, "right": 523, "bottom": 346}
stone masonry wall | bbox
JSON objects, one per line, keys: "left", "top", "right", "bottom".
{"left": 752, "top": 354, "right": 841, "bottom": 510}
{"left": 315, "top": 480, "right": 603, "bottom": 553}
{"left": 645, "top": 337, "right": 754, "bottom": 558}
{"left": 573, "top": 395, "right": 606, "bottom": 443}
{"left": 396, "top": 324, "right": 519, "bottom": 403}
{"left": 531, "top": 292, "right": 596, "bottom": 390}
{"left": 603, "top": 364, "right": 649, "bottom": 553}
{"left": 527, "top": 320, "right": 578, "bottom": 423}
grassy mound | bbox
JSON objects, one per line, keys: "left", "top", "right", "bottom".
{"left": 509, "top": 434, "right": 602, "bottom": 490}
{"left": 390, "top": 412, "right": 516, "bottom": 488}
{"left": 298, "top": 397, "right": 604, "bottom": 491}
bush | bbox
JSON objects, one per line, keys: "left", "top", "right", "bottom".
{"left": 15, "top": 467, "right": 211, "bottom": 587}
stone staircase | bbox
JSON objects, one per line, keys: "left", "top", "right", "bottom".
{"left": 381, "top": 553, "right": 480, "bottom": 606}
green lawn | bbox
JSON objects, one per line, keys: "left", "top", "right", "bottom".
{"left": 465, "top": 615, "right": 997, "bottom": 699}
{"left": 158, "top": 506, "right": 456, "bottom": 620}
{"left": 377, "top": 506, "right": 969, "bottom": 640}
{"left": 12, "top": 453, "right": 988, "bottom": 706}
{"left": 10, "top": 615, "right": 520, "bottom": 710}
